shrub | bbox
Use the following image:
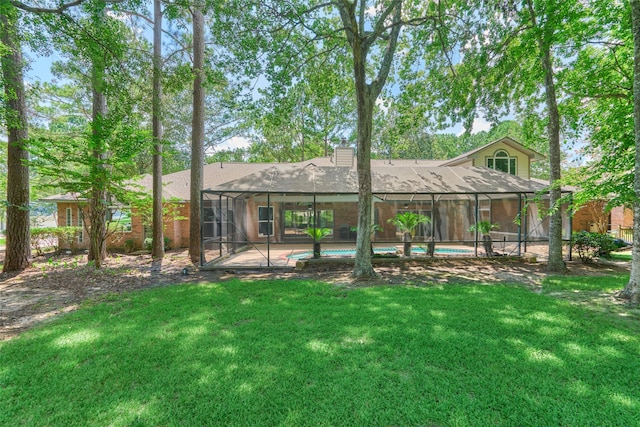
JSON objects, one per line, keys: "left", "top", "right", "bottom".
{"left": 124, "top": 239, "right": 136, "bottom": 253}
{"left": 570, "top": 231, "right": 617, "bottom": 264}
{"left": 30, "top": 227, "right": 59, "bottom": 256}
{"left": 56, "top": 226, "right": 82, "bottom": 253}
{"left": 30, "top": 226, "right": 82, "bottom": 256}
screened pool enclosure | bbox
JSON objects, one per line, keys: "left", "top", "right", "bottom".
{"left": 199, "top": 164, "right": 571, "bottom": 268}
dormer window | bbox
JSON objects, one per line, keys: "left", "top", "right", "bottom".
{"left": 487, "top": 150, "right": 516, "bottom": 175}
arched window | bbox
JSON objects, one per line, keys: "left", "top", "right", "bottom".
{"left": 487, "top": 150, "right": 516, "bottom": 175}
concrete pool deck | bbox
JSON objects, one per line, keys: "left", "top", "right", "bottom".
{"left": 201, "top": 241, "right": 552, "bottom": 270}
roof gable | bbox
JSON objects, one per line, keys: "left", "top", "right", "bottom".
{"left": 441, "top": 136, "right": 545, "bottom": 166}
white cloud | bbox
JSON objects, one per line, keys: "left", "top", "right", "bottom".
{"left": 455, "top": 116, "right": 492, "bottom": 136}
{"left": 471, "top": 116, "right": 492, "bottom": 134}
{"left": 219, "top": 136, "right": 251, "bottom": 151}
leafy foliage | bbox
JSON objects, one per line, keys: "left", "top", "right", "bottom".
{"left": 468, "top": 221, "right": 499, "bottom": 236}
{"left": 569, "top": 231, "right": 621, "bottom": 264}
{"left": 30, "top": 226, "right": 82, "bottom": 256}
{"left": 387, "top": 212, "right": 430, "bottom": 238}
{"left": 303, "top": 227, "right": 332, "bottom": 242}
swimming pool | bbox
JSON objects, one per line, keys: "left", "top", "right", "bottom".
{"left": 287, "top": 246, "right": 472, "bottom": 260}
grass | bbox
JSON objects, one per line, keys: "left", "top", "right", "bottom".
{"left": 0, "top": 237, "right": 5, "bottom": 245}
{"left": 607, "top": 252, "right": 632, "bottom": 262}
{"left": 542, "top": 273, "right": 629, "bottom": 293}
{"left": 1, "top": 277, "right": 639, "bottom": 426}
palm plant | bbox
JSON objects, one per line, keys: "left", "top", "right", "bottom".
{"left": 469, "top": 221, "right": 499, "bottom": 256}
{"left": 387, "top": 212, "right": 430, "bottom": 256}
{"left": 304, "top": 227, "right": 332, "bottom": 258}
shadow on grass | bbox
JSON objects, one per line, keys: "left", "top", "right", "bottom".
{"left": 1, "top": 279, "right": 639, "bottom": 426}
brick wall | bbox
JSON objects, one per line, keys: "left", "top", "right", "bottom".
{"left": 610, "top": 206, "right": 633, "bottom": 229}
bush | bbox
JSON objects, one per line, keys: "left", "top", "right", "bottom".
{"left": 56, "top": 226, "right": 82, "bottom": 253}
{"left": 569, "top": 231, "right": 617, "bottom": 264}
{"left": 30, "top": 226, "right": 82, "bottom": 256}
{"left": 143, "top": 237, "right": 171, "bottom": 251}
{"left": 30, "top": 227, "right": 59, "bottom": 256}
{"left": 124, "top": 239, "right": 136, "bottom": 253}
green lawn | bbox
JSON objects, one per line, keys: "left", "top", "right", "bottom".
{"left": 1, "top": 277, "right": 639, "bottom": 426}
{"left": 608, "top": 252, "right": 632, "bottom": 262}
{"left": 542, "top": 272, "right": 629, "bottom": 293}
{"left": 0, "top": 237, "right": 5, "bottom": 245}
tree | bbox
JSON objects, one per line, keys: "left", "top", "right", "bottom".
{"left": 0, "top": 2, "right": 31, "bottom": 272}
{"left": 26, "top": 0, "right": 151, "bottom": 268}
{"left": 524, "top": 0, "right": 566, "bottom": 273}
{"left": 336, "top": 1, "right": 405, "bottom": 279}
{"left": 86, "top": 2, "right": 110, "bottom": 266}
{"left": 189, "top": 2, "right": 205, "bottom": 265}
{"left": 218, "top": 1, "right": 462, "bottom": 278}
{"left": 621, "top": 0, "right": 640, "bottom": 303}
{"left": 431, "top": 0, "right": 594, "bottom": 273}
{"left": 151, "top": 0, "right": 164, "bottom": 260}
{"left": 560, "top": 1, "right": 633, "bottom": 209}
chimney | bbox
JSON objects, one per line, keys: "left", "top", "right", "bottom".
{"left": 334, "top": 138, "right": 354, "bottom": 167}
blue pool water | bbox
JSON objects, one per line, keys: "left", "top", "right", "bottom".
{"left": 287, "top": 246, "right": 472, "bottom": 260}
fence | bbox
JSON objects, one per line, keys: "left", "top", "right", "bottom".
{"left": 613, "top": 226, "right": 634, "bottom": 243}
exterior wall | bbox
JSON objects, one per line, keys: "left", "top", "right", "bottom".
{"left": 54, "top": 201, "right": 191, "bottom": 251}
{"left": 610, "top": 206, "right": 633, "bottom": 229}
{"left": 55, "top": 202, "right": 89, "bottom": 250}
{"left": 163, "top": 203, "right": 190, "bottom": 249}
{"left": 469, "top": 141, "right": 531, "bottom": 179}
{"left": 491, "top": 198, "right": 520, "bottom": 234}
{"left": 107, "top": 207, "right": 145, "bottom": 250}
{"left": 572, "top": 205, "right": 596, "bottom": 232}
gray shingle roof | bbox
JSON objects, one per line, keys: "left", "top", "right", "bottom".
{"left": 206, "top": 164, "right": 548, "bottom": 195}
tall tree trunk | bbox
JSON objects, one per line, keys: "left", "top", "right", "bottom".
{"left": 189, "top": 4, "right": 204, "bottom": 265}
{"left": 151, "top": 0, "right": 164, "bottom": 259}
{"left": 87, "top": 62, "right": 108, "bottom": 267}
{"left": 621, "top": 0, "right": 640, "bottom": 303}
{"left": 352, "top": 73, "right": 376, "bottom": 278}
{"left": 540, "top": 47, "right": 565, "bottom": 273}
{"left": 1, "top": 4, "right": 31, "bottom": 272}
{"left": 87, "top": 4, "right": 108, "bottom": 268}
{"left": 526, "top": 0, "right": 565, "bottom": 273}
{"left": 338, "top": 1, "right": 402, "bottom": 279}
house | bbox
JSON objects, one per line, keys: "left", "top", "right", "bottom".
{"left": 200, "top": 137, "right": 575, "bottom": 266}
{"left": 43, "top": 137, "right": 573, "bottom": 265}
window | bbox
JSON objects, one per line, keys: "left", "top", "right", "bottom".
{"left": 283, "top": 209, "right": 334, "bottom": 236}
{"left": 258, "top": 206, "right": 273, "bottom": 236}
{"left": 108, "top": 208, "right": 132, "bottom": 232}
{"left": 78, "top": 208, "right": 84, "bottom": 243}
{"left": 65, "top": 207, "right": 72, "bottom": 227}
{"left": 487, "top": 150, "right": 517, "bottom": 175}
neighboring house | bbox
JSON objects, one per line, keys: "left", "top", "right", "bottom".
{"left": 609, "top": 205, "right": 633, "bottom": 242}
{"left": 43, "top": 137, "right": 571, "bottom": 263}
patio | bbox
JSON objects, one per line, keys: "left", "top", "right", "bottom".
{"left": 200, "top": 241, "right": 554, "bottom": 270}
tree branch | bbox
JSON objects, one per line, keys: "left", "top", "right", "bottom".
{"left": 370, "top": 1, "right": 402, "bottom": 97}
{"left": 11, "top": 0, "right": 126, "bottom": 14}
